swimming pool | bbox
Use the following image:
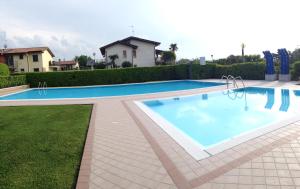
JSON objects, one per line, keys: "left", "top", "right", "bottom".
{"left": 0, "top": 80, "right": 223, "bottom": 100}
{"left": 137, "top": 87, "right": 300, "bottom": 160}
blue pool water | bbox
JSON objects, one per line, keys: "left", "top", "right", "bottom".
{"left": 0, "top": 81, "right": 223, "bottom": 100}
{"left": 144, "top": 87, "right": 300, "bottom": 148}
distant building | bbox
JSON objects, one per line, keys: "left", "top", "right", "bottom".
{"left": 50, "top": 60, "right": 79, "bottom": 71}
{"left": 99, "top": 36, "right": 161, "bottom": 67}
{"left": 0, "top": 47, "right": 54, "bottom": 72}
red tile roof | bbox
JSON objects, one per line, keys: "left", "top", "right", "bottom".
{"left": 99, "top": 36, "right": 160, "bottom": 56}
{"left": 0, "top": 47, "right": 55, "bottom": 57}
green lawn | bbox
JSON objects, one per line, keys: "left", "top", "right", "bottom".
{"left": 0, "top": 105, "right": 92, "bottom": 189}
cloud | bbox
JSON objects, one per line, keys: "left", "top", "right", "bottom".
{"left": 1, "top": 0, "right": 300, "bottom": 60}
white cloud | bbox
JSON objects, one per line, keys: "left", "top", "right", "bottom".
{"left": 0, "top": 0, "right": 300, "bottom": 60}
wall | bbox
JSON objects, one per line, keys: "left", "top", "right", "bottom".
{"left": 129, "top": 40, "right": 156, "bottom": 67}
{"left": 41, "top": 50, "right": 53, "bottom": 72}
{"left": 11, "top": 50, "right": 53, "bottom": 72}
{"left": 105, "top": 44, "right": 133, "bottom": 67}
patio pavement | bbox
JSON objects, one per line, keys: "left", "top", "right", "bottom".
{"left": 1, "top": 80, "right": 300, "bottom": 189}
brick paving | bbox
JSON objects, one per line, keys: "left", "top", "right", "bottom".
{"left": 1, "top": 80, "right": 300, "bottom": 189}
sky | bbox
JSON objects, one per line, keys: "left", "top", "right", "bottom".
{"left": 0, "top": 0, "right": 300, "bottom": 61}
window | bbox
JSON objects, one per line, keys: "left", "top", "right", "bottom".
{"left": 32, "top": 54, "right": 38, "bottom": 62}
{"left": 33, "top": 68, "right": 39, "bottom": 72}
{"left": 133, "top": 50, "right": 136, "bottom": 58}
{"left": 20, "top": 69, "right": 25, "bottom": 72}
{"left": 123, "top": 50, "right": 127, "bottom": 58}
{"left": 19, "top": 54, "right": 24, "bottom": 59}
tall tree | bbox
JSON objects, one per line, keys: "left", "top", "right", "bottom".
{"left": 169, "top": 43, "right": 178, "bottom": 52}
{"left": 241, "top": 43, "right": 246, "bottom": 62}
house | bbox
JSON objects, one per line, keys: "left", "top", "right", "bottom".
{"left": 0, "top": 47, "right": 54, "bottom": 72}
{"left": 49, "top": 60, "right": 79, "bottom": 71}
{"left": 99, "top": 36, "right": 160, "bottom": 67}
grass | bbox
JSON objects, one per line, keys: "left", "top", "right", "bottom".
{"left": 0, "top": 105, "right": 92, "bottom": 189}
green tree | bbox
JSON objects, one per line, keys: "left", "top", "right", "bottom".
{"left": 109, "top": 54, "right": 119, "bottom": 68}
{"left": 176, "top": 58, "right": 190, "bottom": 64}
{"left": 291, "top": 48, "right": 300, "bottom": 63}
{"left": 169, "top": 43, "right": 178, "bottom": 52}
{"left": 74, "top": 55, "right": 92, "bottom": 67}
{"left": 162, "top": 51, "right": 176, "bottom": 64}
{"left": 241, "top": 43, "right": 246, "bottom": 62}
{"left": 0, "top": 63, "right": 9, "bottom": 76}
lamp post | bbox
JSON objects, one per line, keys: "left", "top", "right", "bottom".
{"left": 211, "top": 54, "right": 214, "bottom": 63}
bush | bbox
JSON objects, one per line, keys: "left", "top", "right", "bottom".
{"left": 0, "top": 63, "right": 9, "bottom": 76}
{"left": 292, "top": 61, "right": 300, "bottom": 80}
{"left": 0, "top": 75, "right": 26, "bottom": 89}
{"left": 121, "top": 61, "right": 133, "bottom": 68}
{"left": 94, "top": 63, "right": 106, "bottom": 69}
{"left": 214, "top": 62, "right": 265, "bottom": 80}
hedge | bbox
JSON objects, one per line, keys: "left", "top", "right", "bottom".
{"left": 25, "top": 62, "right": 266, "bottom": 88}
{"left": 26, "top": 64, "right": 189, "bottom": 87}
{"left": 214, "top": 62, "right": 265, "bottom": 80}
{"left": 0, "top": 75, "right": 27, "bottom": 89}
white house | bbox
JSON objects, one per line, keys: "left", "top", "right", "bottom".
{"left": 99, "top": 36, "right": 161, "bottom": 67}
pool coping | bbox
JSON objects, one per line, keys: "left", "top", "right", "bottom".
{"left": 0, "top": 80, "right": 225, "bottom": 102}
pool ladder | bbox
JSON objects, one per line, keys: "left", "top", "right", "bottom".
{"left": 38, "top": 81, "right": 47, "bottom": 95}
{"left": 221, "top": 75, "right": 245, "bottom": 89}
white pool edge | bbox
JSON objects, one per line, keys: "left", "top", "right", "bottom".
{"left": 134, "top": 101, "right": 211, "bottom": 160}
{"left": 135, "top": 88, "right": 300, "bottom": 161}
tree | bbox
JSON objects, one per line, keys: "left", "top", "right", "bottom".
{"left": 162, "top": 51, "right": 176, "bottom": 64}
{"left": 0, "top": 63, "right": 9, "bottom": 76}
{"left": 169, "top": 43, "right": 178, "bottom": 52}
{"left": 241, "top": 43, "right": 246, "bottom": 62}
{"left": 74, "top": 55, "right": 92, "bottom": 67}
{"left": 291, "top": 48, "right": 300, "bottom": 63}
{"left": 109, "top": 54, "right": 119, "bottom": 68}
{"left": 176, "top": 58, "right": 190, "bottom": 64}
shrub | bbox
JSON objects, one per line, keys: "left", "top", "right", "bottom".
{"left": 94, "top": 63, "right": 106, "bottom": 69}
{"left": 0, "top": 75, "right": 26, "bottom": 89}
{"left": 0, "top": 63, "right": 9, "bottom": 76}
{"left": 292, "top": 61, "right": 300, "bottom": 80}
{"left": 121, "top": 61, "right": 132, "bottom": 68}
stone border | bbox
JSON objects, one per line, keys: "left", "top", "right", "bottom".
{"left": 76, "top": 104, "right": 97, "bottom": 189}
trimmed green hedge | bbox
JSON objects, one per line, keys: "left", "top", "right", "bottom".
{"left": 26, "top": 65, "right": 189, "bottom": 87}
{"left": 0, "top": 75, "right": 27, "bottom": 89}
{"left": 25, "top": 63, "right": 266, "bottom": 87}
{"left": 214, "top": 62, "right": 265, "bottom": 80}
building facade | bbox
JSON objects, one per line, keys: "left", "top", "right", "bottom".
{"left": 0, "top": 47, "right": 54, "bottom": 72}
{"left": 100, "top": 36, "right": 160, "bottom": 67}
